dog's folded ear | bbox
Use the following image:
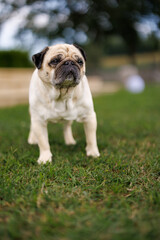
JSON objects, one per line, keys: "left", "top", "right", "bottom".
{"left": 73, "top": 44, "right": 87, "bottom": 62}
{"left": 32, "top": 47, "right": 49, "bottom": 69}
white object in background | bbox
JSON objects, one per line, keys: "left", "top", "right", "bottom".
{"left": 125, "top": 75, "right": 145, "bottom": 93}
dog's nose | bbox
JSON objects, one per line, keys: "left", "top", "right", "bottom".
{"left": 64, "top": 60, "right": 75, "bottom": 66}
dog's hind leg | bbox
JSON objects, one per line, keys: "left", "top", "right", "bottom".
{"left": 63, "top": 120, "right": 76, "bottom": 145}
{"left": 28, "top": 125, "right": 38, "bottom": 145}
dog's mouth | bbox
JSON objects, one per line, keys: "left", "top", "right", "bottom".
{"left": 53, "top": 61, "right": 81, "bottom": 89}
{"left": 62, "top": 72, "right": 75, "bottom": 86}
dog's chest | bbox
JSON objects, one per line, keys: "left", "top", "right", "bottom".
{"left": 40, "top": 97, "right": 87, "bottom": 122}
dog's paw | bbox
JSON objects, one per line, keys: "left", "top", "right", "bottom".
{"left": 65, "top": 138, "right": 76, "bottom": 145}
{"left": 37, "top": 151, "right": 52, "bottom": 164}
{"left": 86, "top": 146, "right": 100, "bottom": 158}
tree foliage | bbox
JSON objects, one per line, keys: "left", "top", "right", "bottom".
{"left": 1, "top": 0, "right": 160, "bottom": 55}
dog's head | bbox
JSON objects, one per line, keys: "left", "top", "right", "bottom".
{"left": 32, "top": 44, "right": 86, "bottom": 89}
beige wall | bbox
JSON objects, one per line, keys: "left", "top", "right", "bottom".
{"left": 0, "top": 68, "right": 33, "bottom": 107}
{"left": 0, "top": 68, "right": 119, "bottom": 107}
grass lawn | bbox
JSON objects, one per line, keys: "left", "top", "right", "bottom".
{"left": 0, "top": 85, "right": 160, "bottom": 240}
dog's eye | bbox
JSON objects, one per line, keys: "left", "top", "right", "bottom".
{"left": 49, "top": 58, "right": 60, "bottom": 66}
{"left": 77, "top": 59, "right": 83, "bottom": 65}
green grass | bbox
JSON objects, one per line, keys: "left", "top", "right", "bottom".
{"left": 0, "top": 85, "right": 160, "bottom": 240}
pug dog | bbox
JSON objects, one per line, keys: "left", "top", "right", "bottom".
{"left": 28, "top": 43, "right": 100, "bottom": 164}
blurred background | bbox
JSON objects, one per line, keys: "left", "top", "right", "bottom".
{"left": 0, "top": 0, "right": 160, "bottom": 106}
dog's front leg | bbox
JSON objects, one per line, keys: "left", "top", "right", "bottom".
{"left": 31, "top": 119, "right": 52, "bottom": 164}
{"left": 83, "top": 112, "right": 100, "bottom": 158}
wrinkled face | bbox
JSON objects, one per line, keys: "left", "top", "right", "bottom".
{"left": 32, "top": 44, "right": 86, "bottom": 89}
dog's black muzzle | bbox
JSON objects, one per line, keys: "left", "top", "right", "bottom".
{"left": 54, "top": 60, "right": 81, "bottom": 88}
